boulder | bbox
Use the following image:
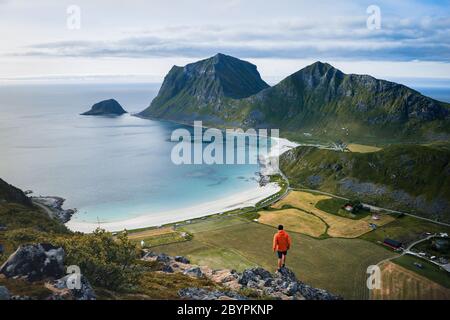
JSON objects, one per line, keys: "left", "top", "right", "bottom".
{"left": 0, "top": 244, "right": 65, "bottom": 281}
{"left": 297, "top": 282, "right": 341, "bottom": 300}
{"left": 0, "top": 286, "right": 10, "bottom": 300}
{"left": 155, "top": 253, "right": 171, "bottom": 264}
{"left": 174, "top": 256, "right": 190, "bottom": 264}
{"left": 238, "top": 267, "right": 273, "bottom": 285}
{"left": 275, "top": 267, "right": 297, "bottom": 282}
{"left": 183, "top": 267, "right": 203, "bottom": 278}
{"left": 49, "top": 274, "right": 96, "bottom": 300}
{"left": 238, "top": 267, "right": 342, "bottom": 300}
{"left": 162, "top": 265, "right": 174, "bottom": 273}
{"left": 142, "top": 251, "right": 157, "bottom": 259}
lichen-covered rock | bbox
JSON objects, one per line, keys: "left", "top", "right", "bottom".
{"left": 155, "top": 253, "right": 171, "bottom": 264}
{"left": 174, "top": 256, "right": 190, "bottom": 264}
{"left": 162, "top": 265, "right": 174, "bottom": 273}
{"left": 0, "top": 244, "right": 65, "bottom": 281}
{"left": 183, "top": 267, "right": 203, "bottom": 278}
{"left": 48, "top": 274, "right": 96, "bottom": 300}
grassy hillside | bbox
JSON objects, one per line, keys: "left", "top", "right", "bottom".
{"left": 0, "top": 178, "right": 32, "bottom": 207}
{"left": 280, "top": 144, "right": 450, "bottom": 222}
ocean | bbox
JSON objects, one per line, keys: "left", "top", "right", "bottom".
{"left": 0, "top": 83, "right": 262, "bottom": 225}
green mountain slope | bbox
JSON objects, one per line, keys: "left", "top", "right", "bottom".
{"left": 0, "top": 178, "right": 32, "bottom": 207}
{"left": 139, "top": 55, "right": 450, "bottom": 143}
{"left": 280, "top": 144, "right": 450, "bottom": 222}
{"left": 138, "top": 53, "right": 269, "bottom": 123}
{"left": 240, "top": 62, "right": 450, "bottom": 142}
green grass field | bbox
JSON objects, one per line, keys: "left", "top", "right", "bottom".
{"left": 360, "top": 215, "right": 450, "bottom": 247}
{"left": 155, "top": 216, "right": 395, "bottom": 299}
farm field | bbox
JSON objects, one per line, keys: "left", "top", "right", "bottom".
{"left": 272, "top": 191, "right": 395, "bottom": 238}
{"left": 258, "top": 208, "right": 327, "bottom": 238}
{"left": 347, "top": 144, "right": 382, "bottom": 153}
{"left": 392, "top": 255, "right": 450, "bottom": 289}
{"left": 156, "top": 215, "right": 395, "bottom": 299}
{"left": 127, "top": 227, "right": 189, "bottom": 247}
{"left": 371, "top": 261, "right": 450, "bottom": 300}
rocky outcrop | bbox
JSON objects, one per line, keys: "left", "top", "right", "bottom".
{"left": 0, "top": 244, "right": 65, "bottom": 281}
{"left": 0, "top": 243, "right": 96, "bottom": 300}
{"left": 32, "top": 196, "right": 76, "bottom": 223}
{"left": 81, "top": 99, "right": 127, "bottom": 116}
{"left": 142, "top": 251, "right": 341, "bottom": 300}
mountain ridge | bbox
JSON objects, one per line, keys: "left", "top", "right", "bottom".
{"left": 139, "top": 55, "right": 450, "bottom": 143}
{"left": 139, "top": 53, "right": 269, "bottom": 122}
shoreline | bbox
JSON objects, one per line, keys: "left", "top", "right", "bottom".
{"left": 65, "top": 182, "right": 281, "bottom": 233}
{"left": 64, "top": 116, "right": 299, "bottom": 233}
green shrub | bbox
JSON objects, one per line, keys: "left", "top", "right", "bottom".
{"left": 53, "top": 229, "right": 140, "bottom": 291}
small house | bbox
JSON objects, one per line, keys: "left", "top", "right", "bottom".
{"left": 383, "top": 238, "right": 402, "bottom": 249}
{"left": 343, "top": 204, "right": 354, "bottom": 212}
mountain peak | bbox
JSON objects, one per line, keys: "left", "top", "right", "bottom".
{"left": 301, "top": 61, "right": 340, "bottom": 75}
{"left": 139, "top": 54, "right": 269, "bottom": 118}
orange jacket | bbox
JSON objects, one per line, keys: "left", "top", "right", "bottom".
{"left": 273, "top": 230, "right": 291, "bottom": 252}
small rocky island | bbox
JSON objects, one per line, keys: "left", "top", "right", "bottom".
{"left": 81, "top": 99, "right": 127, "bottom": 116}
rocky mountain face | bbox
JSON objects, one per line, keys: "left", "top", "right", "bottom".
{"left": 139, "top": 55, "right": 450, "bottom": 142}
{"left": 81, "top": 99, "right": 127, "bottom": 116}
{"left": 138, "top": 53, "right": 269, "bottom": 123}
{"left": 280, "top": 144, "right": 450, "bottom": 222}
{"left": 0, "top": 178, "right": 32, "bottom": 207}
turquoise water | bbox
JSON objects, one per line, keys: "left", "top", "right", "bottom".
{"left": 0, "top": 83, "right": 261, "bottom": 223}
{"left": 0, "top": 83, "right": 448, "bottom": 224}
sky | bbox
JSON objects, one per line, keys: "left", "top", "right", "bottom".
{"left": 0, "top": 0, "right": 449, "bottom": 84}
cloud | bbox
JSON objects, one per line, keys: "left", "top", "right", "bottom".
{"left": 11, "top": 15, "right": 450, "bottom": 62}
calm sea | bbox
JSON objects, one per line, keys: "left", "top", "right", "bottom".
{"left": 0, "top": 83, "right": 448, "bottom": 224}
{"left": 0, "top": 83, "right": 261, "bottom": 224}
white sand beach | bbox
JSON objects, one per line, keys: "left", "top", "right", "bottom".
{"left": 66, "top": 182, "right": 281, "bottom": 233}
{"left": 65, "top": 137, "right": 299, "bottom": 233}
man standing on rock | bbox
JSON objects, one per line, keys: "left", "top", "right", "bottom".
{"left": 273, "top": 225, "right": 291, "bottom": 272}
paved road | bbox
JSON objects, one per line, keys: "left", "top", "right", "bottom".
{"left": 32, "top": 199, "right": 56, "bottom": 219}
